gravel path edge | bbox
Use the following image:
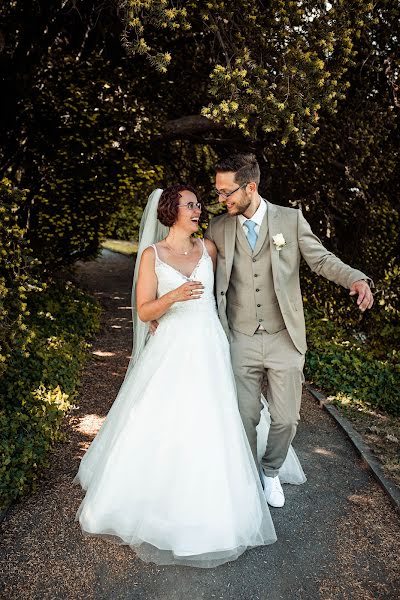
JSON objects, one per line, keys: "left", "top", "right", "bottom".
{"left": 306, "top": 383, "right": 400, "bottom": 513}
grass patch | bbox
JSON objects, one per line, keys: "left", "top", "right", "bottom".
{"left": 101, "top": 239, "right": 137, "bottom": 256}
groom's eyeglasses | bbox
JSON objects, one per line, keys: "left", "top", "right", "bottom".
{"left": 214, "top": 182, "right": 248, "bottom": 199}
{"left": 178, "top": 201, "right": 202, "bottom": 210}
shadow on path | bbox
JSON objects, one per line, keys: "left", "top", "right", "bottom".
{"left": 1, "top": 250, "right": 399, "bottom": 600}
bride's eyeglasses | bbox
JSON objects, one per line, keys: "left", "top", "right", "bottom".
{"left": 178, "top": 202, "right": 202, "bottom": 210}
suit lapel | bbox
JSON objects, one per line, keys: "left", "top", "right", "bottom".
{"left": 224, "top": 215, "right": 236, "bottom": 284}
{"left": 267, "top": 201, "right": 281, "bottom": 289}
{"left": 236, "top": 220, "right": 252, "bottom": 256}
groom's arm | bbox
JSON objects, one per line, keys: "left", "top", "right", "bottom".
{"left": 204, "top": 218, "right": 214, "bottom": 243}
{"left": 297, "top": 210, "right": 374, "bottom": 311}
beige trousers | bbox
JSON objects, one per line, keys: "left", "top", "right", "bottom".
{"left": 230, "top": 327, "right": 305, "bottom": 477}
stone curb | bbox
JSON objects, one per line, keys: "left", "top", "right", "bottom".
{"left": 306, "top": 383, "right": 400, "bottom": 513}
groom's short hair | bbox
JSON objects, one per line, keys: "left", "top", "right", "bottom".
{"left": 215, "top": 154, "right": 260, "bottom": 186}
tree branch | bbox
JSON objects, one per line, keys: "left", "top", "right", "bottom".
{"left": 161, "top": 115, "right": 225, "bottom": 139}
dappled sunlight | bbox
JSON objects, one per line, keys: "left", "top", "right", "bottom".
{"left": 312, "top": 446, "right": 336, "bottom": 458}
{"left": 92, "top": 350, "right": 115, "bottom": 357}
{"left": 347, "top": 493, "right": 373, "bottom": 507}
{"left": 75, "top": 413, "right": 105, "bottom": 437}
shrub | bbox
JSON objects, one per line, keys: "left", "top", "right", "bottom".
{"left": 0, "top": 181, "right": 42, "bottom": 379}
{"left": 0, "top": 278, "right": 100, "bottom": 510}
{"left": 0, "top": 181, "right": 100, "bottom": 510}
{"left": 305, "top": 309, "right": 400, "bottom": 416}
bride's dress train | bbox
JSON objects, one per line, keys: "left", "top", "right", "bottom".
{"left": 74, "top": 240, "right": 305, "bottom": 567}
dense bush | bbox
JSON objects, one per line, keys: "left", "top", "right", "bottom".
{"left": 0, "top": 182, "right": 41, "bottom": 378}
{"left": 301, "top": 256, "right": 400, "bottom": 350}
{"left": 302, "top": 247, "right": 399, "bottom": 416}
{"left": 304, "top": 305, "right": 400, "bottom": 417}
{"left": 0, "top": 182, "right": 100, "bottom": 510}
{"left": 0, "top": 278, "right": 100, "bottom": 511}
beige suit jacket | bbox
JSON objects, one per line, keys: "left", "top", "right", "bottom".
{"left": 205, "top": 200, "right": 370, "bottom": 354}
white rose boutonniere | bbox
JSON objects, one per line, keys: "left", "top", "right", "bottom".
{"left": 272, "top": 233, "right": 286, "bottom": 250}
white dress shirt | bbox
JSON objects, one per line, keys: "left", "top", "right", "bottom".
{"left": 237, "top": 196, "right": 267, "bottom": 238}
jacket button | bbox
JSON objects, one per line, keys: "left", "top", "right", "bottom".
{"left": 220, "top": 291, "right": 225, "bottom": 295}
{"left": 252, "top": 258, "right": 256, "bottom": 262}
{"left": 257, "top": 304, "right": 261, "bottom": 307}
{"left": 254, "top": 274, "right": 258, "bottom": 277}
{"left": 256, "top": 288, "right": 260, "bottom": 292}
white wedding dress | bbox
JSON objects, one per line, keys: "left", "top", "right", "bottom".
{"left": 74, "top": 240, "right": 306, "bottom": 568}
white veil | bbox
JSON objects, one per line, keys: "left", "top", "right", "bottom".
{"left": 127, "top": 188, "right": 169, "bottom": 372}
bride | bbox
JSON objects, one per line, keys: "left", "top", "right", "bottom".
{"left": 74, "top": 185, "right": 306, "bottom": 568}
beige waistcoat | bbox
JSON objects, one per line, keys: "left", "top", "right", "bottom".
{"left": 227, "top": 216, "right": 285, "bottom": 335}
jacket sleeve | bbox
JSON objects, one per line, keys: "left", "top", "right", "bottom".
{"left": 297, "top": 210, "right": 373, "bottom": 289}
{"left": 204, "top": 218, "right": 214, "bottom": 242}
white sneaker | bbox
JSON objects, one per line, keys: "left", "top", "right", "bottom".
{"left": 262, "top": 474, "right": 285, "bottom": 508}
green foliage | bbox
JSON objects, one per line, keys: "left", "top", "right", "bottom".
{"left": 24, "top": 54, "right": 165, "bottom": 266}
{"left": 0, "top": 181, "right": 42, "bottom": 379}
{"left": 0, "top": 183, "right": 100, "bottom": 509}
{"left": 302, "top": 250, "right": 399, "bottom": 416}
{"left": 305, "top": 308, "right": 400, "bottom": 416}
{"left": 0, "top": 278, "right": 100, "bottom": 511}
{"left": 0, "top": 2, "right": 165, "bottom": 267}
{"left": 123, "top": 0, "right": 375, "bottom": 144}
{"left": 301, "top": 256, "right": 400, "bottom": 353}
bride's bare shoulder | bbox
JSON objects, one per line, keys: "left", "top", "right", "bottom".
{"left": 139, "top": 246, "right": 157, "bottom": 267}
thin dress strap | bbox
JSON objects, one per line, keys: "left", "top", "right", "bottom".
{"left": 200, "top": 237, "right": 209, "bottom": 257}
{"left": 151, "top": 243, "right": 161, "bottom": 263}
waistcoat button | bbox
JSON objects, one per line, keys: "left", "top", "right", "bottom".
{"left": 257, "top": 304, "right": 261, "bottom": 307}
{"left": 256, "top": 288, "right": 260, "bottom": 292}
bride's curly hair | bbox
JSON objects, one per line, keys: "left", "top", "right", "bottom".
{"left": 157, "top": 184, "right": 204, "bottom": 227}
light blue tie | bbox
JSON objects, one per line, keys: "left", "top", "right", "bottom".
{"left": 244, "top": 219, "right": 257, "bottom": 251}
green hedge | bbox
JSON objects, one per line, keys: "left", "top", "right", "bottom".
{"left": 305, "top": 309, "right": 400, "bottom": 416}
{"left": 0, "top": 279, "right": 100, "bottom": 510}
{"left": 0, "top": 181, "right": 100, "bottom": 510}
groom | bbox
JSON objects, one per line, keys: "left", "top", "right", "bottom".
{"left": 205, "top": 154, "right": 373, "bottom": 508}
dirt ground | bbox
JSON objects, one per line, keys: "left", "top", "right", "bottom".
{"left": 1, "top": 250, "right": 399, "bottom": 600}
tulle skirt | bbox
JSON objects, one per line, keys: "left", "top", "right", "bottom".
{"left": 74, "top": 309, "right": 304, "bottom": 567}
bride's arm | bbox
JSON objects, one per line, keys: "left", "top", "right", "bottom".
{"left": 136, "top": 247, "right": 203, "bottom": 322}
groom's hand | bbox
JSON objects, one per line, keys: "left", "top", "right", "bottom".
{"left": 149, "top": 320, "right": 159, "bottom": 335}
{"left": 349, "top": 280, "right": 374, "bottom": 312}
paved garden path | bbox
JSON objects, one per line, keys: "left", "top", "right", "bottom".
{"left": 1, "top": 250, "right": 399, "bottom": 600}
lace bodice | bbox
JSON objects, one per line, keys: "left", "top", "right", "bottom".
{"left": 151, "top": 240, "right": 217, "bottom": 319}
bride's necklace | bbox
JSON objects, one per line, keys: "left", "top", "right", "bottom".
{"left": 165, "top": 238, "right": 195, "bottom": 256}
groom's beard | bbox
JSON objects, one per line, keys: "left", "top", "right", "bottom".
{"left": 226, "top": 193, "right": 252, "bottom": 216}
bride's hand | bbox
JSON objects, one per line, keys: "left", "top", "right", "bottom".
{"left": 169, "top": 281, "right": 204, "bottom": 303}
